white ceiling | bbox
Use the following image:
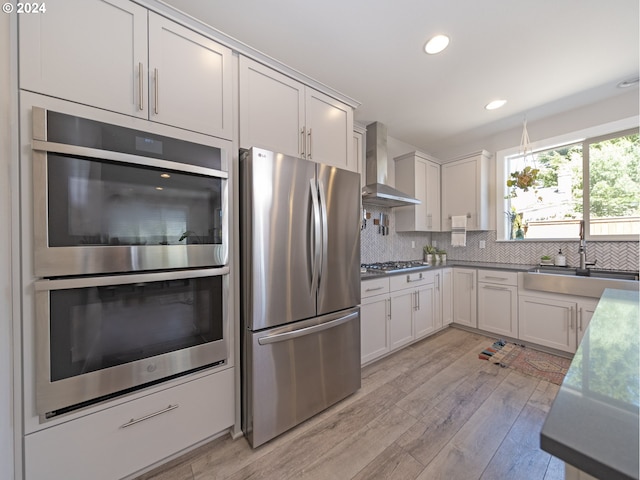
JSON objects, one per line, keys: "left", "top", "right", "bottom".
{"left": 161, "top": 0, "right": 639, "bottom": 158}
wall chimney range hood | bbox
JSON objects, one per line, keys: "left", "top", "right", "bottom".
{"left": 362, "top": 122, "right": 421, "bottom": 208}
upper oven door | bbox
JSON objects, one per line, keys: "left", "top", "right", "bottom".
{"left": 31, "top": 107, "right": 229, "bottom": 277}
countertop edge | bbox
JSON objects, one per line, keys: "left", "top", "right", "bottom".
{"left": 540, "top": 288, "right": 640, "bottom": 480}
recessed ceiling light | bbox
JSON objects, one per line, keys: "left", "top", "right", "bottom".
{"left": 160, "top": 173, "right": 171, "bottom": 178}
{"left": 485, "top": 99, "right": 507, "bottom": 110}
{"left": 617, "top": 77, "right": 639, "bottom": 88}
{"left": 424, "top": 34, "right": 450, "bottom": 55}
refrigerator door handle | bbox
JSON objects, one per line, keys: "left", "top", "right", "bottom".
{"left": 317, "top": 179, "right": 328, "bottom": 290}
{"left": 309, "top": 178, "right": 321, "bottom": 294}
{"left": 257, "top": 311, "right": 359, "bottom": 345}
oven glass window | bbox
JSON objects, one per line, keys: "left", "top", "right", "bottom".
{"left": 47, "top": 155, "right": 223, "bottom": 247}
{"left": 49, "top": 276, "right": 223, "bottom": 381}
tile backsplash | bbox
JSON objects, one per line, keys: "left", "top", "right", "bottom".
{"left": 361, "top": 206, "right": 639, "bottom": 271}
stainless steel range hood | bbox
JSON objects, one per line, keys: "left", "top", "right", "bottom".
{"left": 362, "top": 122, "right": 421, "bottom": 207}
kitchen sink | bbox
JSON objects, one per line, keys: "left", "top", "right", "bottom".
{"left": 529, "top": 266, "right": 639, "bottom": 281}
{"left": 523, "top": 267, "right": 639, "bottom": 297}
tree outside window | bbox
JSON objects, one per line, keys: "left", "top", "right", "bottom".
{"left": 504, "top": 130, "right": 639, "bottom": 240}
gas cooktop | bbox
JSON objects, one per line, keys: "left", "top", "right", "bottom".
{"left": 361, "top": 260, "right": 429, "bottom": 274}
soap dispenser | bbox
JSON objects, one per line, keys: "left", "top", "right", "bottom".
{"left": 555, "top": 249, "right": 566, "bottom": 266}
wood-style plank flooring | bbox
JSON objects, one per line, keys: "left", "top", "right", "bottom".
{"left": 136, "top": 328, "right": 564, "bottom": 480}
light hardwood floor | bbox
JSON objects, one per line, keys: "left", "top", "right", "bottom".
{"left": 136, "top": 327, "right": 565, "bottom": 480}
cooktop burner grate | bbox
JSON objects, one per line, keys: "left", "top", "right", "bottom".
{"left": 361, "top": 260, "right": 428, "bottom": 274}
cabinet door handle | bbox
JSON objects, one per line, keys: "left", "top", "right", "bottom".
{"left": 406, "top": 273, "right": 424, "bottom": 283}
{"left": 416, "top": 290, "right": 420, "bottom": 310}
{"left": 120, "top": 404, "right": 178, "bottom": 429}
{"left": 154, "top": 68, "right": 159, "bottom": 115}
{"left": 307, "top": 128, "right": 312, "bottom": 159}
{"left": 569, "top": 306, "right": 575, "bottom": 330}
{"left": 300, "top": 127, "right": 306, "bottom": 157}
{"left": 484, "top": 276, "right": 508, "bottom": 281}
{"left": 482, "top": 285, "right": 508, "bottom": 291}
{"left": 427, "top": 213, "right": 432, "bottom": 229}
{"left": 365, "top": 286, "right": 384, "bottom": 292}
{"left": 138, "top": 62, "right": 144, "bottom": 111}
{"left": 388, "top": 298, "right": 392, "bottom": 319}
{"left": 579, "top": 307, "right": 583, "bottom": 332}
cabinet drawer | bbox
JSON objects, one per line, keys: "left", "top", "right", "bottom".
{"left": 361, "top": 277, "right": 390, "bottom": 298}
{"left": 477, "top": 270, "right": 518, "bottom": 286}
{"left": 390, "top": 270, "right": 433, "bottom": 291}
{"left": 24, "top": 368, "right": 234, "bottom": 480}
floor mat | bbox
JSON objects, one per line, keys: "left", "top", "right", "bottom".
{"left": 479, "top": 341, "right": 570, "bottom": 385}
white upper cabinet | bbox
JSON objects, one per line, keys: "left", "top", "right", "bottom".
{"left": 441, "top": 150, "right": 493, "bottom": 231}
{"left": 394, "top": 151, "right": 441, "bottom": 232}
{"left": 19, "top": 0, "right": 233, "bottom": 138}
{"left": 239, "top": 57, "right": 305, "bottom": 155}
{"left": 148, "top": 13, "right": 232, "bottom": 138}
{"left": 304, "top": 88, "right": 354, "bottom": 169}
{"left": 19, "top": 0, "right": 148, "bottom": 118}
{"left": 239, "top": 56, "right": 355, "bottom": 171}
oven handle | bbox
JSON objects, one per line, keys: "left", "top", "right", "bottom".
{"left": 257, "top": 311, "right": 358, "bottom": 345}
{"left": 32, "top": 139, "right": 228, "bottom": 179}
{"left": 35, "top": 266, "right": 229, "bottom": 291}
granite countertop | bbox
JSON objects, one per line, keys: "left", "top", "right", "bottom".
{"left": 361, "top": 261, "right": 533, "bottom": 280}
{"left": 540, "top": 288, "right": 640, "bottom": 480}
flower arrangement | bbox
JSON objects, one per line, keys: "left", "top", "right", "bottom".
{"left": 506, "top": 165, "right": 539, "bottom": 198}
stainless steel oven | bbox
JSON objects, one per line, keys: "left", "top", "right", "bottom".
{"left": 31, "top": 107, "right": 228, "bottom": 277}
{"left": 26, "top": 102, "right": 231, "bottom": 418}
{"left": 35, "top": 267, "right": 228, "bottom": 417}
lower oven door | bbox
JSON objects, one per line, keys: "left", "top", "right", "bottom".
{"left": 242, "top": 307, "right": 361, "bottom": 448}
{"left": 34, "top": 267, "right": 228, "bottom": 416}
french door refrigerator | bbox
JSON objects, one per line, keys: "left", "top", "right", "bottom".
{"left": 240, "top": 147, "right": 361, "bottom": 448}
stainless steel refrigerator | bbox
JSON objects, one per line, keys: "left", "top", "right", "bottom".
{"left": 240, "top": 147, "right": 361, "bottom": 448}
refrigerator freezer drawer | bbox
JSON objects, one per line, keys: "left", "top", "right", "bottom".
{"left": 243, "top": 307, "right": 361, "bottom": 447}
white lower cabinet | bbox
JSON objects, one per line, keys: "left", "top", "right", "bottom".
{"left": 414, "top": 283, "right": 436, "bottom": 338}
{"left": 452, "top": 268, "right": 477, "bottom": 328}
{"left": 360, "top": 269, "right": 449, "bottom": 365}
{"left": 519, "top": 294, "right": 599, "bottom": 354}
{"left": 519, "top": 294, "right": 576, "bottom": 353}
{"left": 389, "top": 288, "right": 416, "bottom": 350}
{"left": 576, "top": 300, "right": 598, "bottom": 344}
{"left": 477, "top": 270, "right": 518, "bottom": 337}
{"left": 360, "top": 278, "right": 391, "bottom": 364}
{"left": 24, "top": 368, "right": 234, "bottom": 480}
{"left": 361, "top": 294, "right": 391, "bottom": 364}
{"left": 441, "top": 268, "right": 453, "bottom": 326}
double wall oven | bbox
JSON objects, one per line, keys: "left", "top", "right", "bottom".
{"left": 25, "top": 97, "right": 230, "bottom": 418}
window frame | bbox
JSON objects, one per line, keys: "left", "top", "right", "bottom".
{"left": 496, "top": 117, "right": 639, "bottom": 242}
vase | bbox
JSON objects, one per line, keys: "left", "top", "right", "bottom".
{"left": 424, "top": 253, "right": 434, "bottom": 265}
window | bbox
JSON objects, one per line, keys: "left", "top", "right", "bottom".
{"left": 501, "top": 128, "right": 639, "bottom": 240}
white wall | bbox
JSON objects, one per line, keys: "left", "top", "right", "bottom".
{"left": 436, "top": 89, "right": 639, "bottom": 160}
{"left": 0, "top": 10, "right": 16, "bottom": 480}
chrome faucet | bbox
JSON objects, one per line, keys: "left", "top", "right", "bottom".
{"left": 578, "top": 221, "right": 596, "bottom": 270}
